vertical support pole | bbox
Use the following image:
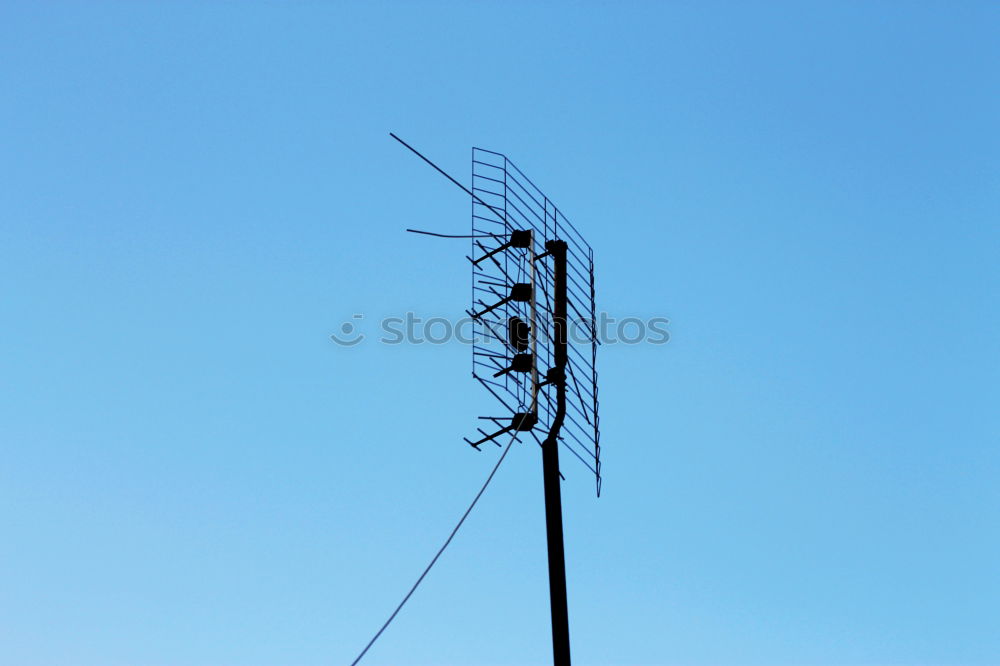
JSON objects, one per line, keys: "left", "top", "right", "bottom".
{"left": 542, "top": 239, "right": 571, "bottom": 665}
{"left": 529, "top": 230, "right": 540, "bottom": 415}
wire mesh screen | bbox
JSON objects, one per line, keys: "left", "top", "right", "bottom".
{"left": 469, "top": 147, "right": 601, "bottom": 495}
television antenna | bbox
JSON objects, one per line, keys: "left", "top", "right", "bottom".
{"left": 357, "top": 134, "right": 601, "bottom": 666}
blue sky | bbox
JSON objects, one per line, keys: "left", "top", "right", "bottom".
{"left": 1, "top": 2, "right": 997, "bottom": 665}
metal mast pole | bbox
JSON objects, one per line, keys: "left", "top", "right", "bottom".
{"left": 542, "top": 239, "right": 571, "bottom": 665}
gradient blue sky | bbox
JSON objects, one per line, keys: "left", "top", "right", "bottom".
{"left": 1, "top": 3, "right": 998, "bottom": 665}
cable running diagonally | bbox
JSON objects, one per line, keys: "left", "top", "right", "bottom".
{"left": 347, "top": 434, "right": 516, "bottom": 665}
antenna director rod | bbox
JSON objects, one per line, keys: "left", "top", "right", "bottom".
{"left": 389, "top": 133, "right": 508, "bottom": 226}
{"left": 542, "top": 239, "right": 571, "bottom": 666}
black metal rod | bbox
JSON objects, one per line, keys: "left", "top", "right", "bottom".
{"left": 472, "top": 295, "right": 511, "bottom": 319}
{"left": 542, "top": 240, "right": 571, "bottom": 665}
{"left": 473, "top": 240, "right": 512, "bottom": 266}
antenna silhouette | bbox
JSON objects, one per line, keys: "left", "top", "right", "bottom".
{"left": 391, "top": 134, "right": 601, "bottom": 666}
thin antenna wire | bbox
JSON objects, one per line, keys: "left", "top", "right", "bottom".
{"left": 406, "top": 228, "right": 500, "bottom": 239}
{"left": 347, "top": 434, "right": 516, "bottom": 666}
{"left": 390, "top": 132, "right": 508, "bottom": 226}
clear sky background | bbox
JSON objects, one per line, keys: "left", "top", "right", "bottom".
{"left": 1, "top": 2, "right": 998, "bottom": 665}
